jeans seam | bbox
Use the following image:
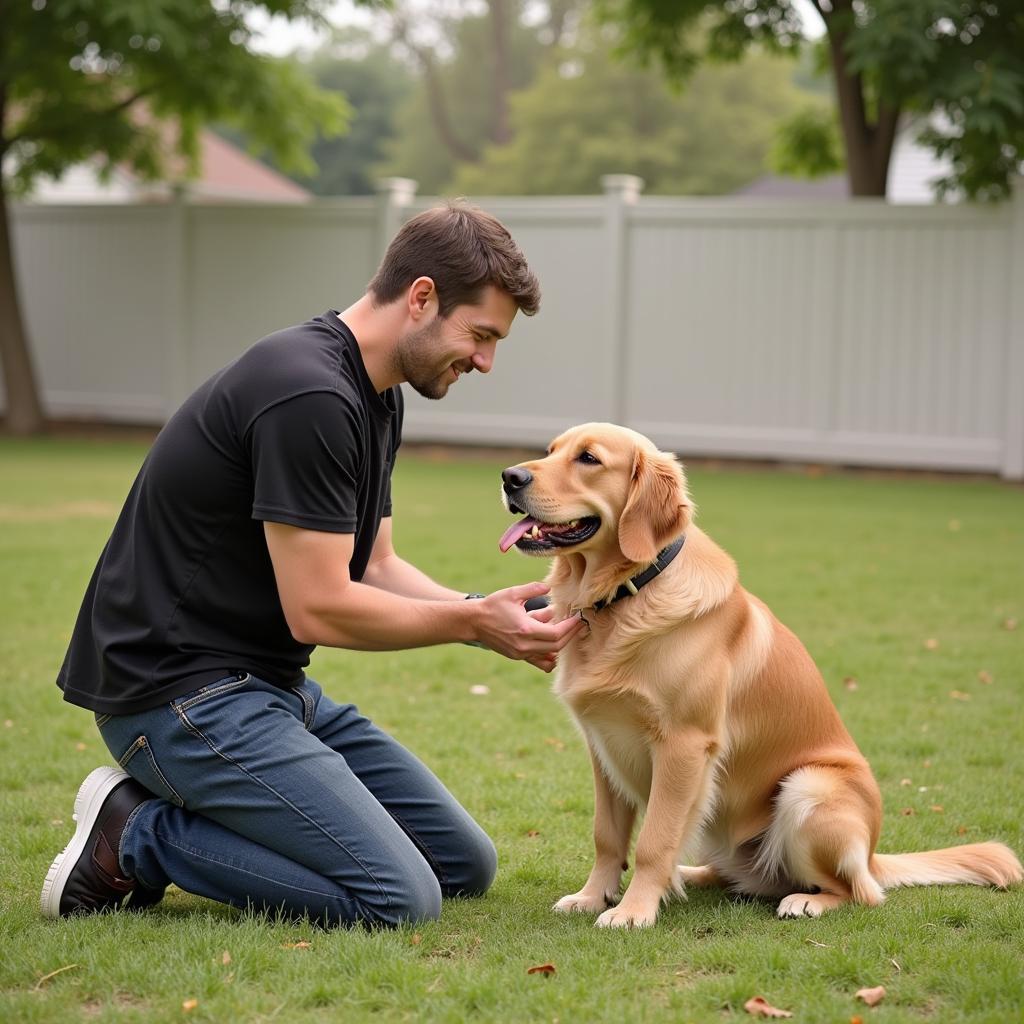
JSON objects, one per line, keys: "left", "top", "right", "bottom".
{"left": 120, "top": 800, "right": 160, "bottom": 889}
{"left": 173, "top": 674, "right": 250, "bottom": 713}
{"left": 149, "top": 826, "right": 357, "bottom": 905}
{"left": 293, "top": 684, "right": 315, "bottom": 730}
{"left": 173, "top": 704, "right": 392, "bottom": 910}
{"left": 117, "top": 735, "right": 185, "bottom": 807}
{"left": 386, "top": 809, "right": 450, "bottom": 888}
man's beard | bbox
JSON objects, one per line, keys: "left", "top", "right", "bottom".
{"left": 395, "top": 318, "right": 460, "bottom": 401}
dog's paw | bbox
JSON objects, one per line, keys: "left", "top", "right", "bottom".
{"left": 776, "top": 892, "right": 845, "bottom": 918}
{"left": 595, "top": 903, "right": 658, "bottom": 929}
{"left": 553, "top": 890, "right": 614, "bottom": 915}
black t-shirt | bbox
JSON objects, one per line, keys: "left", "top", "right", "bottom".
{"left": 57, "top": 312, "right": 403, "bottom": 714}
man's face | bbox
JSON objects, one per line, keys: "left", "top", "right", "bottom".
{"left": 396, "top": 285, "right": 518, "bottom": 400}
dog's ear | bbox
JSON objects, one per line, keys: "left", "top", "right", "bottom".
{"left": 617, "top": 449, "right": 691, "bottom": 564}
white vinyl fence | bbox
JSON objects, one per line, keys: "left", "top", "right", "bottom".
{"left": 7, "top": 176, "right": 1024, "bottom": 478}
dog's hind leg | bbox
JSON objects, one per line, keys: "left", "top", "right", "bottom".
{"left": 761, "top": 764, "right": 885, "bottom": 919}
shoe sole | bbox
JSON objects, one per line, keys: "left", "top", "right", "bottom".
{"left": 40, "top": 765, "right": 131, "bottom": 919}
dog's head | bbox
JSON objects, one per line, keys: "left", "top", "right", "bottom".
{"left": 499, "top": 423, "right": 692, "bottom": 565}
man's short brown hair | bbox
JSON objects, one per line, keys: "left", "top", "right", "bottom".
{"left": 368, "top": 201, "right": 540, "bottom": 317}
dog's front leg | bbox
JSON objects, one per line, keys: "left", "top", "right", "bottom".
{"left": 596, "top": 729, "right": 714, "bottom": 929}
{"left": 554, "top": 746, "right": 636, "bottom": 915}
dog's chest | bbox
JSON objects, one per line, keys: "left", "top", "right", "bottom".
{"left": 554, "top": 631, "right": 671, "bottom": 805}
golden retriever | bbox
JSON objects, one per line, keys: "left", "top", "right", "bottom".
{"left": 499, "top": 422, "right": 1022, "bottom": 927}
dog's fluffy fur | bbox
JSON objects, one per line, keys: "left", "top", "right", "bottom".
{"left": 501, "top": 423, "right": 1022, "bottom": 927}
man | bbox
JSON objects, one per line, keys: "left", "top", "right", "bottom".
{"left": 42, "top": 202, "right": 583, "bottom": 926}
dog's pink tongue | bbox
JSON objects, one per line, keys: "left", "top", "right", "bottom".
{"left": 499, "top": 517, "right": 538, "bottom": 553}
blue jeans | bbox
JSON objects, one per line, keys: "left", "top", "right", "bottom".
{"left": 95, "top": 674, "right": 496, "bottom": 927}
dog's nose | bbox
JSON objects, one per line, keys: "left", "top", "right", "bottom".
{"left": 501, "top": 466, "right": 532, "bottom": 493}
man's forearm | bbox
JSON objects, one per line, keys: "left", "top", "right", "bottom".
{"left": 291, "top": 579, "right": 477, "bottom": 650}
{"left": 359, "top": 553, "right": 471, "bottom": 601}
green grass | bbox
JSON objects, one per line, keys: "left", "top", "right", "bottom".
{"left": 1, "top": 437, "right": 1022, "bottom": 1024}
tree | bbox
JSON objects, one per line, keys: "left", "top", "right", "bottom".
{"left": 378, "top": 1, "right": 572, "bottom": 193}
{"left": 0, "top": 1, "right": 350, "bottom": 435}
{"left": 451, "top": 37, "right": 819, "bottom": 195}
{"left": 241, "top": 30, "right": 414, "bottom": 197}
{"left": 600, "top": 0, "right": 1024, "bottom": 200}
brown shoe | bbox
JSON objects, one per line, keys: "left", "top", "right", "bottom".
{"left": 41, "top": 766, "right": 155, "bottom": 918}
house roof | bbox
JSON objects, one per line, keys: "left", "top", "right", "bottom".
{"left": 183, "top": 131, "right": 311, "bottom": 203}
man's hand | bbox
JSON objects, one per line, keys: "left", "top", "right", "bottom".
{"left": 471, "top": 582, "right": 583, "bottom": 670}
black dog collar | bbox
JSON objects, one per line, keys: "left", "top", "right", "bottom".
{"left": 592, "top": 535, "right": 686, "bottom": 612}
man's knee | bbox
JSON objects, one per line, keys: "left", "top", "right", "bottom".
{"left": 386, "top": 864, "right": 443, "bottom": 925}
{"left": 447, "top": 830, "right": 498, "bottom": 898}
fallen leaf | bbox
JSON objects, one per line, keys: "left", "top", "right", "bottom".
{"left": 844, "top": 677, "right": 858, "bottom": 691}
{"left": 221, "top": 950, "right": 232, "bottom": 965}
{"left": 922, "top": 759, "right": 932, "bottom": 768}
{"left": 855, "top": 986, "right": 886, "bottom": 1007}
{"left": 949, "top": 690, "right": 970, "bottom": 701}
{"left": 924, "top": 638, "right": 939, "bottom": 650}
{"left": 75, "top": 742, "right": 87, "bottom": 751}
{"left": 851, "top": 1017, "right": 864, "bottom": 1024}
{"left": 956, "top": 825, "right": 969, "bottom": 835}
{"left": 543, "top": 737, "right": 565, "bottom": 750}
{"left": 930, "top": 805, "right": 945, "bottom": 813}
{"left": 282, "top": 941, "right": 311, "bottom": 950}
{"left": 182, "top": 998, "right": 198, "bottom": 1012}
{"left": 1003, "top": 618, "right": 1018, "bottom": 631}
{"left": 411, "top": 933, "right": 422, "bottom": 946}
{"left": 947, "top": 519, "right": 961, "bottom": 531}
{"left": 527, "top": 963, "right": 556, "bottom": 976}
{"left": 469, "top": 685, "right": 490, "bottom": 696}
{"left": 977, "top": 670, "right": 993, "bottom": 685}
{"left": 527, "top": 829, "right": 540, "bottom": 837}
{"left": 890, "top": 959, "right": 901, "bottom": 972}
{"left": 899, "top": 778, "right": 912, "bottom": 787}
{"left": 900, "top": 807, "right": 915, "bottom": 816}
{"left": 743, "top": 996, "right": 793, "bottom": 1018}
{"left": 3, "top": 719, "right": 12, "bottom": 728}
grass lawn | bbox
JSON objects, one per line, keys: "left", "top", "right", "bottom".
{"left": 1, "top": 436, "right": 1022, "bottom": 1024}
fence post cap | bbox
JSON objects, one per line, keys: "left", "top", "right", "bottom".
{"left": 600, "top": 174, "right": 645, "bottom": 202}
{"left": 375, "top": 178, "right": 418, "bottom": 204}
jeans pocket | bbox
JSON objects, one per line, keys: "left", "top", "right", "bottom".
{"left": 117, "top": 735, "right": 185, "bottom": 807}
{"left": 171, "top": 672, "right": 250, "bottom": 713}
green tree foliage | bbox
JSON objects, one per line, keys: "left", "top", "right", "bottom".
{"left": 378, "top": 9, "right": 550, "bottom": 194}
{"left": 290, "top": 33, "right": 414, "bottom": 196}
{"left": 0, "top": 0, "right": 351, "bottom": 434}
{"left": 451, "top": 38, "right": 821, "bottom": 195}
{"left": 600, "top": 0, "right": 1024, "bottom": 200}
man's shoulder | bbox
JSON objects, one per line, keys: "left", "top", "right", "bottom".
{"left": 227, "top": 315, "right": 364, "bottom": 417}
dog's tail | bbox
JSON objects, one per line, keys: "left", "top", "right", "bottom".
{"left": 871, "top": 842, "right": 1022, "bottom": 891}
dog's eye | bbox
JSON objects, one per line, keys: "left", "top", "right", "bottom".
{"left": 577, "top": 450, "right": 601, "bottom": 465}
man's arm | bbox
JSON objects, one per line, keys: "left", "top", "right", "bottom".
{"left": 359, "top": 518, "right": 469, "bottom": 600}
{"left": 263, "top": 522, "right": 582, "bottom": 663}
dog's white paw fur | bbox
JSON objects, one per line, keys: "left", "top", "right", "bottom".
{"left": 553, "top": 891, "right": 614, "bottom": 914}
{"left": 776, "top": 892, "right": 844, "bottom": 918}
{"left": 595, "top": 903, "right": 658, "bottom": 928}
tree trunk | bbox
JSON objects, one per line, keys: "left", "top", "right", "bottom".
{"left": 823, "top": 3, "right": 898, "bottom": 197}
{"left": 489, "top": 0, "right": 512, "bottom": 145}
{"left": 0, "top": 175, "right": 46, "bottom": 435}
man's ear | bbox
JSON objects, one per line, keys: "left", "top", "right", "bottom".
{"left": 408, "top": 276, "right": 437, "bottom": 320}
{"left": 617, "top": 449, "right": 691, "bottom": 564}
